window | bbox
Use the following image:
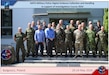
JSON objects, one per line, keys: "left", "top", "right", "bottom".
{"left": 1, "top": 9, "right": 12, "bottom": 38}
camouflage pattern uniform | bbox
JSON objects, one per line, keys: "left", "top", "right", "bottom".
{"left": 82, "top": 27, "right": 87, "bottom": 54}
{"left": 14, "top": 32, "right": 26, "bottom": 62}
{"left": 96, "top": 30, "right": 108, "bottom": 57}
{"left": 74, "top": 29, "right": 85, "bottom": 56}
{"left": 65, "top": 29, "right": 73, "bottom": 56}
{"left": 25, "top": 28, "right": 35, "bottom": 57}
{"left": 86, "top": 29, "right": 96, "bottom": 56}
{"left": 55, "top": 28, "right": 65, "bottom": 56}
{"left": 69, "top": 24, "right": 76, "bottom": 53}
{"left": 94, "top": 25, "right": 101, "bottom": 54}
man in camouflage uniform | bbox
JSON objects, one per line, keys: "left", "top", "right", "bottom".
{"left": 69, "top": 20, "right": 75, "bottom": 31}
{"left": 94, "top": 20, "right": 101, "bottom": 54}
{"left": 51, "top": 22, "right": 56, "bottom": 31}
{"left": 75, "top": 20, "right": 80, "bottom": 29}
{"left": 81, "top": 22, "right": 87, "bottom": 55}
{"left": 25, "top": 23, "right": 35, "bottom": 57}
{"left": 86, "top": 24, "right": 96, "bottom": 57}
{"left": 55, "top": 24, "right": 65, "bottom": 56}
{"left": 69, "top": 20, "right": 76, "bottom": 54}
{"left": 58, "top": 19, "right": 65, "bottom": 29}
{"left": 96, "top": 26, "right": 108, "bottom": 57}
{"left": 87, "top": 21, "right": 92, "bottom": 29}
{"left": 14, "top": 27, "right": 26, "bottom": 62}
{"left": 65, "top": 25, "right": 73, "bottom": 57}
{"left": 73, "top": 25, "right": 85, "bottom": 58}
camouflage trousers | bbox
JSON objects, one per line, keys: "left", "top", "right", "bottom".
{"left": 75, "top": 42, "right": 83, "bottom": 56}
{"left": 16, "top": 43, "right": 25, "bottom": 62}
{"left": 86, "top": 42, "right": 96, "bottom": 55}
{"left": 26, "top": 40, "right": 35, "bottom": 55}
{"left": 55, "top": 40, "right": 65, "bottom": 54}
{"left": 65, "top": 41, "right": 72, "bottom": 55}
{"left": 98, "top": 42, "right": 108, "bottom": 56}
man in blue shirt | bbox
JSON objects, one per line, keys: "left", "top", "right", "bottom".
{"left": 45, "top": 23, "right": 55, "bottom": 57}
{"left": 34, "top": 25, "right": 45, "bottom": 56}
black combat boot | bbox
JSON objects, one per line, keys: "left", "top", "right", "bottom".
{"left": 26, "top": 53, "right": 29, "bottom": 57}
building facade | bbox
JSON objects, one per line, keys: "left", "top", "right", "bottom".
{"left": 1, "top": 8, "right": 104, "bottom": 46}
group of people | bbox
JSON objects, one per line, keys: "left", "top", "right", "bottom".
{"left": 14, "top": 19, "right": 108, "bottom": 62}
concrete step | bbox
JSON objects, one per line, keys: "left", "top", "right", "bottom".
{"left": 24, "top": 56, "right": 108, "bottom": 64}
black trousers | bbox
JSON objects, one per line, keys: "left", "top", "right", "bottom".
{"left": 35, "top": 42, "right": 44, "bottom": 56}
{"left": 46, "top": 39, "right": 54, "bottom": 56}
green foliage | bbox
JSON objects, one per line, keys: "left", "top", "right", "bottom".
{"left": 103, "top": 8, "right": 108, "bottom": 32}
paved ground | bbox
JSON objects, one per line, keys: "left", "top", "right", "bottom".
{"left": 4, "top": 62, "right": 108, "bottom": 67}
{"left": 2, "top": 55, "right": 108, "bottom": 67}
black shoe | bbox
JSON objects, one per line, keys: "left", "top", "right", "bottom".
{"left": 47, "top": 55, "right": 50, "bottom": 57}
{"left": 65, "top": 55, "right": 67, "bottom": 57}
{"left": 69, "top": 54, "right": 72, "bottom": 57}
{"left": 106, "top": 55, "right": 108, "bottom": 58}
{"left": 26, "top": 53, "right": 29, "bottom": 57}
{"left": 36, "top": 54, "right": 38, "bottom": 57}
{"left": 86, "top": 55, "right": 88, "bottom": 58}
{"left": 60, "top": 55, "right": 63, "bottom": 57}
{"left": 99, "top": 55, "right": 102, "bottom": 58}
{"left": 93, "top": 52, "right": 96, "bottom": 57}
{"left": 50, "top": 55, "right": 53, "bottom": 57}
{"left": 41, "top": 55, "right": 44, "bottom": 57}
{"left": 22, "top": 58, "right": 25, "bottom": 62}
{"left": 16, "top": 61, "right": 19, "bottom": 63}
{"left": 35, "top": 53, "right": 38, "bottom": 56}
{"left": 41, "top": 53, "right": 43, "bottom": 56}
{"left": 32, "top": 54, "right": 35, "bottom": 57}
{"left": 36, "top": 53, "right": 38, "bottom": 56}
{"left": 80, "top": 55, "right": 83, "bottom": 58}
{"left": 56, "top": 54, "right": 58, "bottom": 57}
{"left": 93, "top": 55, "right": 96, "bottom": 57}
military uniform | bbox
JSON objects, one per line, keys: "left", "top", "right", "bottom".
{"left": 69, "top": 24, "right": 76, "bottom": 53}
{"left": 96, "top": 30, "right": 108, "bottom": 57}
{"left": 25, "top": 28, "right": 35, "bottom": 57}
{"left": 94, "top": 25, "right": 101, "bottom": 54}
{"left": 74, "top": 29, "right": 85, "bottom": 56}
{"left": 69, "top": 24, "right": 75, "bottom": 31}
{"left": 82, "top": 27, "right": 87, "bottom": 54}
{"left": 55, "top": 28, "right": 65, "bottom": 56}
{"left": 86, "top": 29, "right": 96, "bottom": 57}
{"left": 65, "top": 29, "right": 72, "bottom": 56}
{"left": 14, "top": 32, "right": 26, "bottom": 62}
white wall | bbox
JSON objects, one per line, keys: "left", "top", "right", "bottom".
{"left": 1, "top": 8, "right": 34, "bottom": 46}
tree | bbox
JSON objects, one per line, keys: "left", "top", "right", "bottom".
{"left": 103, "top": 8, "right": 108, "bottom": 33}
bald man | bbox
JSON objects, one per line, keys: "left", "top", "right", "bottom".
{"left": 75, "top": 20, "right": 80, "bottom": 29}
{"left": 58, "top": 19, "right": 65, "bottom": 29}
{"left": 65, "top": 25, "right": 73, "bottom": 56}
{"left": 86, "top": 24, "right": 96, "bottom": 57}
{"left": 25, "top": 23, "right": 35, "bottom": 57}
{"left": 73, "top": 25, "right": 85, "bottom": 58}
{"left": 96, "top": 26, "right": 108, "bottom": 57}
{"left": 14, "top": 27, "right": 26, "bottom": 62}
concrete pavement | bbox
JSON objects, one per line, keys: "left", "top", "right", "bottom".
{"left": 2, "top": 56, "right": 108, "bottom": 67}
